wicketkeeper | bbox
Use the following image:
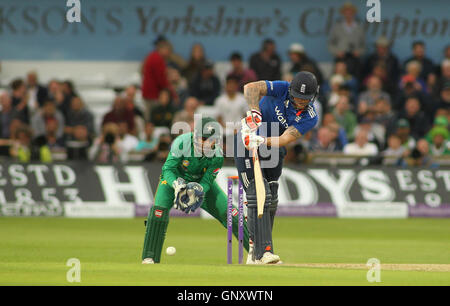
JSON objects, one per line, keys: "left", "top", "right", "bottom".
{"left": 235, "top": 71, "right": 319, "bottom": 264}
{"left": 142, "top": 117, "right": 250, "bottom": 264}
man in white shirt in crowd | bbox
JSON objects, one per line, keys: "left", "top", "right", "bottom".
{"left": 343, "top": 129, "right": 378, "bottom": 156}
{"left": 214, "top": 75, "right": 247, "bottom": 136}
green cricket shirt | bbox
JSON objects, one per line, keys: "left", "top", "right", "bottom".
{"left": 161, "top": 132, "right": 224, "bottom": 193}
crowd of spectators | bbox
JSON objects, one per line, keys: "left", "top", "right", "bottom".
{"left": 0, "top": 2, "right": 449, "bottom": 166}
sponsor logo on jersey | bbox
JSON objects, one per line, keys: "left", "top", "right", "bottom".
{"left": 232, "top": 208, "right": 238, "bottom": 217}
{"left": 212, "top": 168, "right": 220, "bottom": 176}
{"left": 154, "top": 209, "right": 163, "bottom": 218}
{"left": 161, "top": 180, "right": 167, "bottom": 185}
{"left": 182, "top": 160, "right": 189, "bottom": 168}
{"left": 274, "top": 106, "right": 289, "bottom": 128}
{"left": 307, "top": 105, "right": 316, "bottom": 118}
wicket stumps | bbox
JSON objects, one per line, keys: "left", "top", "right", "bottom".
{"left": 227, "top": 176, "right": 244, "bottom": 264}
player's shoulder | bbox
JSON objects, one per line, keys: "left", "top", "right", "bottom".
{"left": 172, "top": 132, "right": 193, "bottom": 150}
{"left": 305, "top": 104, "right": 318, "bottom": 119}
{"left": 265, "top": 80, "right": 289, "bottom": 91}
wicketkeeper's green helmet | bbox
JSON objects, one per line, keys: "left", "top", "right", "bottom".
{"left": 194, "top": 117, "right": 222, "bottom": 140}
{"left": 193, "top": 117, "right": 222, "bottom": 156}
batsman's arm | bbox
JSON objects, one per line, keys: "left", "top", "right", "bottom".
{"left": 265, "top": 126, "right": 302, "bottom": 147}
{"left": 243, "top": 81, "right": 267, "bottom": 111}
{"left": 198, "top": 156, "right": 224, "bottom": 194}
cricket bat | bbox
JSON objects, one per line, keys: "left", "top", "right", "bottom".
{"left": 252, "top": 148, "right": 265, "bottom": 218}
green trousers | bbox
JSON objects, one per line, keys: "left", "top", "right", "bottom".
{"left": 142, "top": 179, "right": 249, "bottom": 262}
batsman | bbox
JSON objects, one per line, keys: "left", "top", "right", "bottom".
{"left": 142, "top": 117, "right": 250, "bottom": 264}
{"left": 235, "top": 71, "right": 319, "bottom": 264}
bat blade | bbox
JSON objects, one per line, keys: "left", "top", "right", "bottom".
{"left": 252, "top": 148, "right": 265, "bottom": 218}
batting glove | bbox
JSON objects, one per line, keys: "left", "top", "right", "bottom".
{"left": 242, "top": 110, "right": 262, "bottom": 132}
{"left": 241, "top": 127, "right": 265, "bottom": 150}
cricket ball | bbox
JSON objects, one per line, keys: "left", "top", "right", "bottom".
{"left": 166, "top": 246, "right": 176, "bottom": 256}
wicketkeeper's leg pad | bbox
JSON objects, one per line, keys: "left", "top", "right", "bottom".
{"left": 142, "top": 206, "right": 169, "bottom": 263}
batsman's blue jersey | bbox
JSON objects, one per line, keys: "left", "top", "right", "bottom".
{"left": 258, "top": 80, "right": 318, "bottom": 137}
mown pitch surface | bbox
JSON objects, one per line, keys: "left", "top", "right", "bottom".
{"left": 0, "top": 217, "right": 449, "bottom": 285}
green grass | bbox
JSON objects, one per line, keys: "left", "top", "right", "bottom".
{"left": 0, "top": 217, "right": 449, "bottom": 285}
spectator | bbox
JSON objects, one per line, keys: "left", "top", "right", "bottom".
{"left": 394, "top": 76, "right": 431, "bottom": 113}
{"left": 157, "top": 36, "right": 186, "bottom": 72}
{"left": 343, "top": 129, "right": 378, "bottom": 156}
{"left": 89, "top": 122, "right": 123, "bottom": 163}
{"left": 362, "top": 36, "right": 401, "bottom": 95}
{"left": 382, "top": 134, "right": 407, "bottom": 158}
{"left": 182, "top": 43, "right": 207, "bottom": 84}
{"left": 26, "top": 71, "right": 48, "bottom": 112}
{"left": 150, "top": 88, "right": 175, "bottom": 128}
{"left": 31, "top": 100, "right": 65, "bottom": 139}
{"left": 214, "top": 76, "right": 247, "bottom": 136}
{"left": 333, "top": 59, "right": 358, "bottom": 99}
{"left": 136, "top": 122, "right": 159, "bottom": 151}
{"left": 136, "top": 122, "right": 160, "bottom": 161}
{"left": 117, "top": 121, "right": 139, "bottom": 157}
{"left": 9, "top": 124, "right": 32, "bottom": 162}
{"left": 287, "top": 43, "right": 323, "bottom": 85}
{"left": 249, "top": 38, "right": 281, "bottom": 80}
{"left": 394, "top": 119, "right": 416, "bottom": 152}
{"left": 309, "top": 126, "right": 340, "bottom": 152}
{"left": 364, "top": 62, "right": 389, "bottom": 93}
{"left": 431, "top": 59, "right": 450, "bottom": 99}
{"left": 373, "top": 97, "right": 396, "bottom": 138}
{"left": 167, "top": 66, "right": 189, "bottom": 108}
{"left": 0, "top": 92, "right": 18, "bottom": 139}
{"left": 102, "top": 95, "right": 135, "bottom": 135}
{"left": 227, "top": 52, "right": 257, "bottom": 92}
{"left": 65, "top": 96, "right": 95, "bottom": 139}
{"left": 396, "top": 96, "right": 430, "bottom": 139}
{"left": 435, "top": 82, "right": 450, "bottom": 112}
{"left": 155, "top": 133, "right": 172, "bottom": 161}
{"left": 435, "top": 45, "right": 450, "bottom": 78}
{"left": 173, "top": 96, "right": 199, "bottom": 128}
{"left": 66, "top": 125, "right": 91, "bottom": 160}
{"left": 357, "top": 76, "right": 391, "bottom": 117}
{"left": 425, "top": 115, "right": 448, "bottom": 142}
{"left": 409, "top": 138, "right": 434, "bottom": 167}
{"left": 327, "top": 2, "right": 365, "bottom": 77}
{"left": 332, "top": 95, "right": 357, "bottom": 140}
{"left": 354, "top": 113, "right": 386, "bottom": 149}
{"left": 141, "top": 37, "right": 177, "bottom": 121}
{"left": 427, "top": 126, "right": 450, "bottom": 156}
{"left": 47, "top": 79, "right": 71, "bottom": 120}
{"left": 121, "top": 85, "right": 145, "bottom": 136}
{"left": 61, "top": 80, "right": 77, "bottom": 100}
{"left": 188, "top": 60, "right": 221, "bottom": 106}
{"left": 400, "top": 61, "right": 427, "bottom": 93}
{"left": 10, "top": 79, "right": 29, "bottom": 123}
{"left": 43, "top": 117, "right": 65, "bottom": 149}
{"left": 326, "top": 74, "right": 345, "bottom": 108}
{"left": 404, "top": 41, "right": 435, "bottom": 81}
{"left": 321, "top": 113, "right": 347, "bottom": 149}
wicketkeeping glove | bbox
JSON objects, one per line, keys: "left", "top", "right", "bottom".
{"left": 176, "top": 182, "right": 204, "bottom": 214}
{"left": 173, "top": 177, "right": 187, "bottom": 206}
